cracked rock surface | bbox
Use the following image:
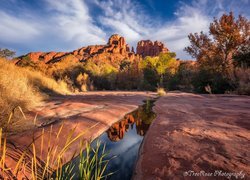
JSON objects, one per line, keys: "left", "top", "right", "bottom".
{"left": 134, "top": 92, "right": 250, "bottom": 180}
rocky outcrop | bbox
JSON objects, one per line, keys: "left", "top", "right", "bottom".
{"left": 18, "top": 52, "right": 68, "bottom": 64}
{"left": 136, "top": 40, "right": 169, "bottom": 58}
{"left": 16, "top": 34, "right": 141, "bottom": 66}
{"left": 15, "top": 35, "right": 171, "bottom": 66}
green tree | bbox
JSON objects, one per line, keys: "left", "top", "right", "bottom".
{"left": 0, "top": 48, "right": 15, "bottom": 58}
{"left": 142, "top": 52, "right": 178, "bottom": 88}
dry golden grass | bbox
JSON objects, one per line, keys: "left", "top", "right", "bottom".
{"left": 157, "top": 87, "right": 167, "bottom": 96}
{"left": 0, "top": 58, "right": 70, "bottom": 130}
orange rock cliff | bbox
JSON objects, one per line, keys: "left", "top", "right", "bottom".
{"left": 16, "top": 34, "right": 170, "bottom": 65}
{"left": 136, "top": 40, "right": 169, "bottom": 58}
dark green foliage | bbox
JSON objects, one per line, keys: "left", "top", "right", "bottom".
{"left": 192, "top": 70, "right": 235, "bottom": 94}
{"left": 119, "top": 59, "right": 131, "bottom": 71}
{"left": 17, "top": 55, "right": 37, "bottom": 68}
{"left": 233, "top": 46, "right": 250, "bottom": 68}
{"left": 142, "top": 68, "right": 159, "bottom": 90}
{"left": 92, "top": 76, "right": 113, "bottom": 90}
{"left": 0, "top": 48, "right": 15, "bottom": 58}
{"left": 164, "top": 62, "right": 196, "bottom": 91}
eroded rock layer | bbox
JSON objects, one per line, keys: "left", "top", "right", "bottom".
{"left": 15, "top": 34, "right": 170, "bottom": 66}
{"left": 136, "top": 40, "right": 169, "bottom": 57}
{"left": 16, "top": 34, "right": 141, "bottom": 65}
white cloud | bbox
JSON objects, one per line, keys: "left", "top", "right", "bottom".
{"left": 94, "top": 0, "right": 210, "bottom": 59}
{"left": 44, "top": 0, "right": 106, "bottom": 46}
{"left": 95, "top": 0, "right": 150, "bottom": 44}
{"left": 150, "top": 7, "right": 211, "bottom": 59}
{"left": 0, "top": 11, "right": 40, "bottom": 43}
{"left": 94, "top": 0, "right": 249, "bottom": 59}
{"left": 0, "top": 0, "right": 107, "bottom": 54}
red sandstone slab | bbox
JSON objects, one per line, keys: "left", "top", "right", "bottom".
{"left": 134, "top": 92, "right": 250, "bottom": 179}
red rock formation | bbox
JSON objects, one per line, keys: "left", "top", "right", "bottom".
{"left": 136, "top": 40, "right": 169, "bottom": 58}
{"left": 26, "top": 52, "right": 44, "bottom": 62}
{"left": 16, "top": 34, "right": 141, "bottom": 65}
{"left": 17, "top": 51, "right": 68, "bottom": 65}
{"left": 16, "top": 35, "right": 172, "bottom": 67}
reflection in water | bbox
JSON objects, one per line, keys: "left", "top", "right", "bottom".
{"left": 101, "top": 99, "right": 156, "bottom": 180}
{"left": 72, "top": 99, "right": 156, "bottom": 180}
{"left": 107, "top": 100, "right": 156, "bottom": 141}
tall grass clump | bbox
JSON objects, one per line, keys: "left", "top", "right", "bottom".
{"left": 0, "top": 121, "right": 113, "bottom": 179}
{"left": 0, "top": 58, "right": 70, "bottom": 130}
{"left": 79, "top": 141, "right": 114, "bottom": 179}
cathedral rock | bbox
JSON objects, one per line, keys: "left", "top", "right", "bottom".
{"left": 16, "top": 34, "right": 141, "bottom": 65}
{"left": 136, "top": 40, "right": 169, "bottom": 58}
{"left": 15, "top": 34, "right": 169, "bottom": 66}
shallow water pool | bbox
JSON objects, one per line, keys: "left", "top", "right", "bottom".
{"left": 72, "top": 99, "right": 156, "bottom": 180}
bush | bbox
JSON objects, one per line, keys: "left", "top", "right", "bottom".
{"left": 115, "top": 61, "right": 143, "bottom": 90}
{"left": 192, "top": 70, "right": 234, "bottom": 94}
{"left": 165, "top": 61, "right": 196, "bottom": 91}
{"left": 157, "top": 87, "right": 167, "bottom": 96}
{"left": 76, "top": 73, "right": 91, "bottom": 91}
{"left": 84, "top": 61, "right": 118, "bottom": 90}
{"left": 234, "top": 68, "right": 250, "bottom": 95}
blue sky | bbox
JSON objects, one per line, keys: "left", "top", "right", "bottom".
{"left": 0, "top": 0, "right": 249, "bottom": 59}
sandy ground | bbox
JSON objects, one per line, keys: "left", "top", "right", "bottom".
{"left": 5, "top": 91, "right": 156, "bottom": 178}
{"left": 134, "top": 92, "right": 250, "bottom": 180}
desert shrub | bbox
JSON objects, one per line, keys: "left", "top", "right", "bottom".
{"left": 45, "top": 56, "right": 90, "bottom": 92}
{"left": 84, "top": 61, "right": 118, "bottom": 90}
{"left": 157, "top": 87, "right": 167, "bottom": 96}
{"left": 0, "top": 58, "right": 70, "bottom": 130}
{"left": 76, "top": 73, "right": 92, "bottom": 92}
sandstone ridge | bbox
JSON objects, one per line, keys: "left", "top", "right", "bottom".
{"left": 16, "top": 35, "right": 169, "bottom": 65}
{"left": 136, "top": 40, "right": 169, "bottom": 58}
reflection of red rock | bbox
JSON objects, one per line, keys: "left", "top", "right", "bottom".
{"left": 107, "top": 113, "right": 136, "bottom": 141}
{"left": 136, "top": 40, "right": 169, "bottom": 58}
{"left": 106, "top": 111, "right": 150, "bottom": 141}
{"left": 136, "top": 120, "right": 150, "bottom": 136}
